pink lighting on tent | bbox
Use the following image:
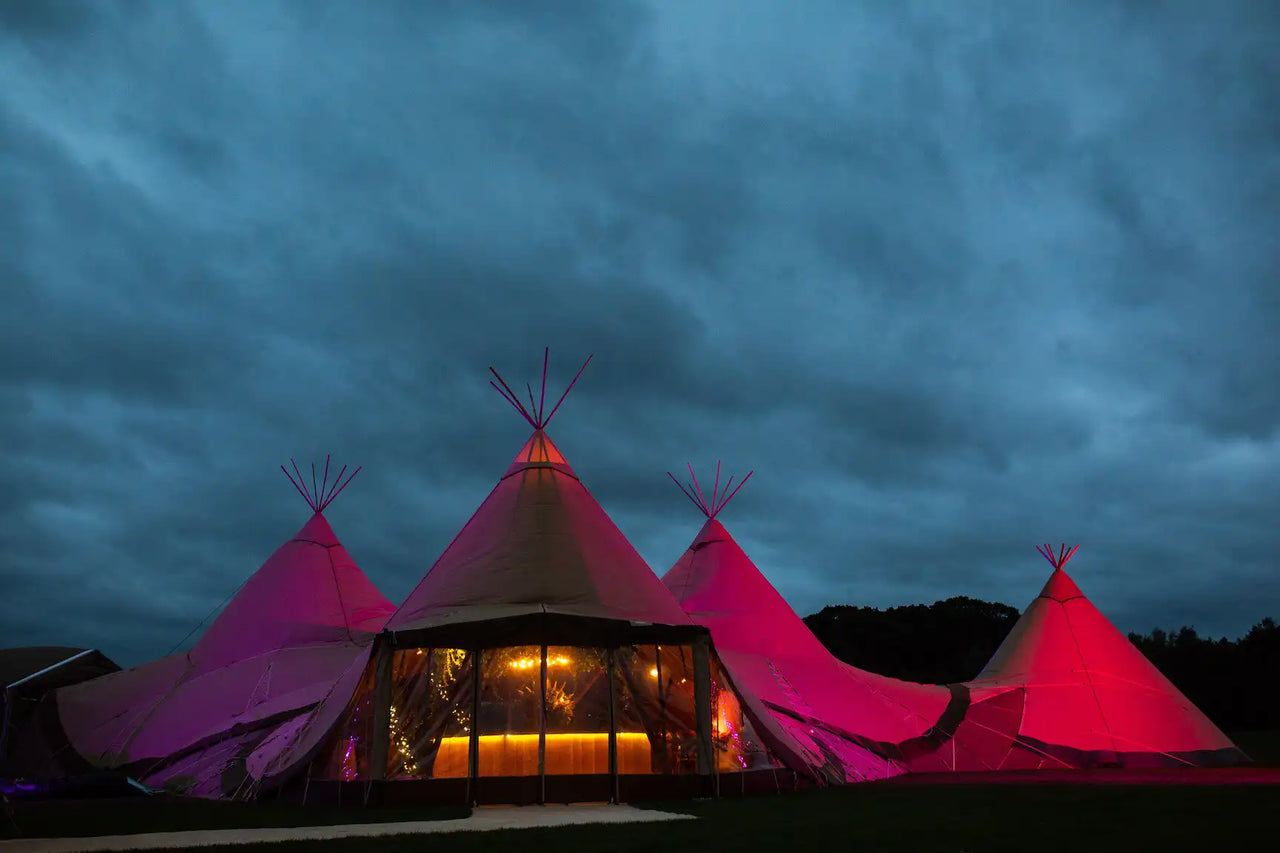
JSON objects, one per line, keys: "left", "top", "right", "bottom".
{"left": 28, "top": 459, "right": 394, "bottom": 797}
{"left": 962, "top": 544, "right": 1246, "bottom": 769}
{"left": 662, "top": 463, "right": 958, "bottom": 783}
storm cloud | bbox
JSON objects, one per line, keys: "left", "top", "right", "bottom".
{"left": 2, "top": 0, "right": 1276, "bottom": 667}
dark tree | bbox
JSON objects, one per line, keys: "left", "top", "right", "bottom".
{"left": 803, "top": 596, "right": 1019, "bottom": 685}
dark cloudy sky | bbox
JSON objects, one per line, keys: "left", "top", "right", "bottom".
{"left": 3, "top": 1, "right": 1276, "bottom": 669}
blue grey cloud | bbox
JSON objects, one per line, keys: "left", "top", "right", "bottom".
{"left": 2, "top": 0, "right": 1276, "bottom": 666}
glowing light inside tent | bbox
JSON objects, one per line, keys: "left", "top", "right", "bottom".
{"left": 389, "top": 705, "right": 418, "bottom": 776}
{"left": 508, "top": 655, "right": 571, "bottom": 671}
{"left": 431, "top": 732, "right": 653, "bottom": 777}
{"left": 340, "top": 735, "right": 358, "bottom": 781}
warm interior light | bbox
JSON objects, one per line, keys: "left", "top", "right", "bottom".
{"left": 508, "top": 655, "right": 573, "bottom": 670}
{"left": 428, "top": 732, "right": 654, "bottom": 777}
{"left": 649, "top": 667, "right": 658, "bottom": 678}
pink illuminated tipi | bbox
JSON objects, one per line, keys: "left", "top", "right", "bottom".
{"left": 21, "top": 461, "right": 394, "bottom": 798}
{"left": 962, "top": 544, "right": 1246, "bottom": 769}
{"left": 661, "top": 464, "right": 972, "bottom": 782}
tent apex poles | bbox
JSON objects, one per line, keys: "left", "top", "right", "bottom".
{"left": 542, "top": 353, "right": 592, "bottom": 428}
{"left": 1035, "top": 542, "right": 1080, "bottom": 569}
{"left": 489, "top": 350, "right": 592, "bottom": 430}
{"left": 282, "top": 464, "right": 313, "bottom": 511}
{"left": 526, "top": 382, "right": 539, "bottom": 425}
{"left": 538, "top": 348, "right": 549, "bottom": 424}
{"left": 321, "top": 466, "right": 361, "bottom": 511}
{"left": 668, "top": 472, "right": 709, "bottom": 517}
{"left": 284, "top": 459, "right": 361, "bottom": 513}
{"left": 670, "top": 465, "right": 753, "bottom": 519}
{"left": 710, "top": 461, "right": 722, "bottom": 517}
{"left": 319, "top": 456, "right": 331, "bottom": 509}
{"left": 716, "top": 468, "right": 752, "bottom": 514}
{"left": 289, "top": 459, "right": 314, "bottom": 510}
{"left": 687, "top": 464, "right": 708, "bottom": 516}
{"left": 488, "top": 376, "right": 535, "bottom": 427}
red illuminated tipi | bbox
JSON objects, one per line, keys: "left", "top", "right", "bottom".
{"left": 963, "top": 544, "right": 1247, "bottom": 768}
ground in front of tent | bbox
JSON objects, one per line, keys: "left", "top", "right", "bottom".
{"left": 6, "top": 774, "right": 1280, "bottom": 853}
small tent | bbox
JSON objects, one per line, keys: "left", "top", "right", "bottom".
{"left": 962, "top": 544, "right": 1247, "bottom": 769}
{"left": 1, "top": 647, "right": 120, "bottom": 775}
{"left": 16, "top": 461, "right": 394, "bottom": 797}
{"left": 271, "top": 353, "right": 789, "bottom": 805}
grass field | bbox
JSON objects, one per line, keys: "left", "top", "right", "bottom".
{"left": 5, "top": 731, "right": 1277, "bottom": 852}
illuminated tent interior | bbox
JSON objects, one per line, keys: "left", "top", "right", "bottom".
{"left": 15, "top": 462, "right": 395, "bottom": 798}
{"left": 959, "top": 544, "right": 1247, "bottom": 769}
{"left": 283, "top": 353, "right": 793, "bottom": 805}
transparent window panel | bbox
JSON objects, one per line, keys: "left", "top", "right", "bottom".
{"left": 543, "top": 647, "right": 610, "bottom": 775}
{"left": 476, "top": 646, "right": 542, "bottom": 777}
{"left": 387, "top": 648, "right": 473, "bottom": 780}
{"left": 313, "top": 658, "right": 377, "bottom": 780}
{"left": 709, "top": 654, "right": 782, "bottom": 772}
{"left": 612, "top": 645, "right": 701, "bottom": 775}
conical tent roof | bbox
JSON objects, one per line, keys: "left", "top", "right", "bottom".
{"left": 38, "top": 460, "right": 393, "bottom": 794}
{"left": 191, "top": 459, "right": 394, "bottom": 669}
{"left": 661, "top": 465, "right": 954, "bottom": 782}
{"left": 389, "top": 360, "right": 693, "bottom": 635}
{"left": 194, "top": 510, "right": 394, "bottom": 671}
{"left": 968, "top": 544, "right": 1244, "bottom": 766}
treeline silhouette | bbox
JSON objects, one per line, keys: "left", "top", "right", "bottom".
{"left": 803, "top": 599, "right": 1279, "bottom": 732}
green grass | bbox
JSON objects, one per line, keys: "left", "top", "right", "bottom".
{"left": 10, "top": 783, "right": 1277, "bottom": 853}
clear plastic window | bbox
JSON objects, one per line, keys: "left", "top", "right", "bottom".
{"left": 542, "top": 646, "right": 611, "bottom": 775}
{"left": 387, "top": 648, "right": 473, "bottom": 780}
{"left": 709, "top": 654, "right": 781, "bottom": 771}
{"left": 612, "top": 645, "right": 700, "bottom": 775}
{"left": 475, "top": 646, "right": 543, "bottom": 776}
{"left": 313, "top": 658, "right": 377, "bottom": 780}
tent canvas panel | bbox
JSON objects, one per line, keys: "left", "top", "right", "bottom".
{"left": 389, "top": 434, "right": 693, "bottom": 635}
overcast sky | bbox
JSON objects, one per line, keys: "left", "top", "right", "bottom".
{"left": 2, "top": 1, "right": 1276, "bottom": 669}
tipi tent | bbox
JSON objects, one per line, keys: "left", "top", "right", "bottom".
{"left": 281, "top": 353, "right": 789, "bottom": 805}
{"left": 659, "top": 465, "right": 998, "bottom": 782}
{"left": 16, "top": 461, "right": 394, "bottom": 798}
{"left": 962, "top": 544, "right": 1247, "bottom": 769}
{"left": 1, "top": 648, "right": 119, "bottom": 775}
